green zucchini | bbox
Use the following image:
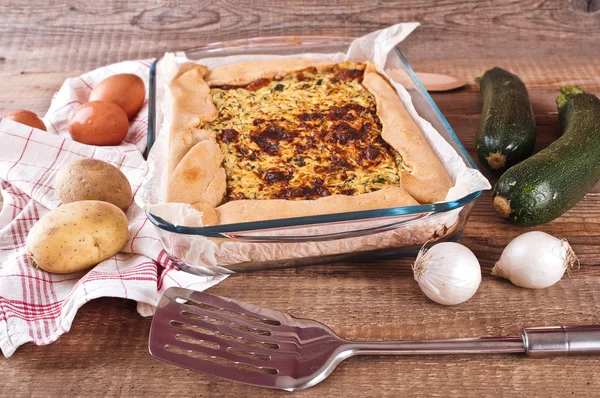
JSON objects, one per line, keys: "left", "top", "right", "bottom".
{"left": 493, "top": 86, "right": 600, "bottom": 226}
{"left": 476, "top": 67, "right": 536, "bottom": 174}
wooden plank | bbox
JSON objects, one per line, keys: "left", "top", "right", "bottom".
{"left": 0, "top": 0, "right": 599, "bottom": 73}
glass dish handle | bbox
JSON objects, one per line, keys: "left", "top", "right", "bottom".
{"left": 216, "top": 212, "right": 432, "bottom": 243}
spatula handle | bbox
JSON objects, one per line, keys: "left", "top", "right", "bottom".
{"left": 523, "top": 325, "right": 600, "bottom": 357}
{"left": 344, "top": 336, "right": 526, "bottom": 356}
{"left": 345, "top": 325, "right": 600, "bottom": 357}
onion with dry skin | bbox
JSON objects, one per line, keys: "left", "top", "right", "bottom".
{"left": 413, "top": 242, "right": 482, "bottom": 305}
{"left": 492, "top": 231, "right": 578, "bottom": 289}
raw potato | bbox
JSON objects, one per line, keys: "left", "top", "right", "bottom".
{"left": 26, "top": 201, "right": 129, "bottom": 274}
{"left": 55, "top": 159, "right": 133, "bottom": 211}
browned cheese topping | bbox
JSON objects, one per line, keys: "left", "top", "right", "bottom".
{"left": 203, "top": 62, "right": 407, "bottom": 201}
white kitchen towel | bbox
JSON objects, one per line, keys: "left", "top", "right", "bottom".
{"left": 0, "top": 59, "right": 227, "bottom": 358}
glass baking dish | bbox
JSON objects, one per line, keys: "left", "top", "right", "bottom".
{"left": 146, "top": 36, "right": 483, "bottom": 276}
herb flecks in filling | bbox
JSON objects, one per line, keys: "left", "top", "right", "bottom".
{"left": 209, "top": 63, "right": 405, "bottom": 201}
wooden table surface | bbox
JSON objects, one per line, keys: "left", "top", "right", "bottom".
{"left": 1, "top": 1, "right": 600, "bottom": 396}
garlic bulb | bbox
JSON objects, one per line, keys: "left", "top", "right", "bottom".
{"left": 412, "top": 242, "right": 482, "bottom": 305}
{"left": 492, "top": 231, "right": 578, "bottom": 289}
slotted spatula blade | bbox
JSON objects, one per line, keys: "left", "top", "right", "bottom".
{"left": 149, "top": 287, "right": 345, "bottom": 391}
{"left": 149, "top": 287, "right": 600, "bottom": 391}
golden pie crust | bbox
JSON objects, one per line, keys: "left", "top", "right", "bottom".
{"left": 167, "top": 60, "right": 452, "bottom": 225}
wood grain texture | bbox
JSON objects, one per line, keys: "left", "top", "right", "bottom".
{"left": 0, "top": 0, "right": 599, "bottom": 73}
{"left": 1, "top": 1, "right": 600, "bottom": 397}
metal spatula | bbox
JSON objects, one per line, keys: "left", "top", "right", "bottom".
{"left": 149, "top": 287, "right": 600, "bottom": 391}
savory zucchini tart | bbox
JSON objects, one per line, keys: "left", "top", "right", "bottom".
{"left": 167, "top": 59, "right": 452, "bottom": 225}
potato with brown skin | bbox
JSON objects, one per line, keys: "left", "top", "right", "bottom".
{"left": 26, "top": 201, "right": 129, "bottom": 274}
{"left": 55, "top": 159, "right": 133, "bottom": 211}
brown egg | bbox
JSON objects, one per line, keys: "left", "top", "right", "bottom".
{"left": 68, "top": 101, "right": 129, "bottom": 146}
{"left": 3, "top": 109, "right": 47, "bottom": 131}
{"left": 89, "top": 74, "right": 146, "bottom": 119}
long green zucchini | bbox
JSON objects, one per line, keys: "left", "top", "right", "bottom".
{"left": 476, "top": 67, "right": 536, "bottom": 174}
{"left": 493, "top": 86, "right": 600, "bottom": 226}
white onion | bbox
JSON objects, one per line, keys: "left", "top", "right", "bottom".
{"left": 412, "top": 242, "right": 482, "bottom": 305}
{"left": 492, "top": 231, "right": 578, "bottom": 289}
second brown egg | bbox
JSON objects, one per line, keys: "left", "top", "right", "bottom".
{"left": 89, "top": 74, "right": 146, "bottom": 119}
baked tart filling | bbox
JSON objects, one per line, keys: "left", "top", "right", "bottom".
{"left": 203, "top": 63, "right": 407, "bottom": 202}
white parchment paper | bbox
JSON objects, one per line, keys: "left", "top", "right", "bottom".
{"left": 136, "top": 23, "right": 490, "bottom": 273}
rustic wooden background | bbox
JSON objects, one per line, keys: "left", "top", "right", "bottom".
{"left": 1, "top": 0, "right": 600, "bottom": 396}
